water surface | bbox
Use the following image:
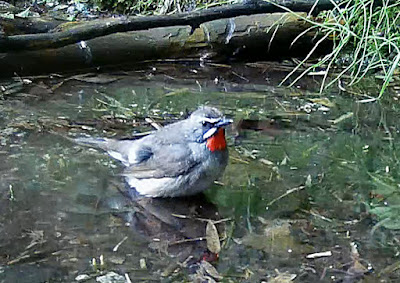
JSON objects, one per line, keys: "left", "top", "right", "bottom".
{"left": 0, "top": 63, "right": 398, "bottom": 282}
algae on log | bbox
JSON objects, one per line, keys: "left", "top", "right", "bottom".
{"left": 0, "top": 13, "right": 325, "bottom": 77}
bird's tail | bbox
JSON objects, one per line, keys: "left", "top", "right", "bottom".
{"left": 74, "top": 137, "right": 110, "bottom": 151}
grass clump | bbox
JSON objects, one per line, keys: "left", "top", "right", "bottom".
{"left": 277, "top": 0, "right": 400, "bottom": 98}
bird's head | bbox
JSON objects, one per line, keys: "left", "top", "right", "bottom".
{"left": 189, "top": 106, "right": 233, "bottom": 152}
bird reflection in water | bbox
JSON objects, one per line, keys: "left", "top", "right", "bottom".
{"left": 106, "top": 189, "right": 223, "bottom": 268}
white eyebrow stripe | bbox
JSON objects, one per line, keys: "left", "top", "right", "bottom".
{"left": 203, "top": 117, "right": 221, "bottom": 124}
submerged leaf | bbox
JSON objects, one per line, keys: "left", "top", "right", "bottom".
{"left": 269, "top": 271, "right": 297, "bottom": 283}
{"left": 309, "top": 97, "right": 335, "bottom": 108}
{"left": 72, "top": 74, "right": 120, "bottom": 84}
{"left": 241, "top": 221, "right": 313, "bottom": 256}
{"left": 206, "top": 221, "right": 220, "bottom": 254}
{"left": 200, "top": 260, "right": 223, "bottom": 280}
{"left": 368, "top": 173, "right": 398, "bottom": 195}
{"left": 369, "top": 206, "right": 400, "bottom": 230}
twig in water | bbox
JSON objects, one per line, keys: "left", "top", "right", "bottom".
{"left": 145, "top": 117, "right": 163, "bottom": 130}
{"left": 169, "top": 237, "right": 205, "bottom": 245}
{"left": 246, "top": 194, "right": 252, "bottom": 233}
{"left": 301, "top": 208, "right": 333, "bottom": 223}
{"left": 306, "top": 250, "right": 332, "bottom": 259}
{"left": 113, "top": 236, "right": 128, "bottom": 252}
{"left": 125, "top": 273, "right": 133, "bottom": 283}
{"left": 171, "top": 213, "right": 231, "bottom": 224}
{"left": 267, "top": 185, "right": 305, "bottom": 206}
{"left": 370, "top": 217, "right": 391, "bottom": 238}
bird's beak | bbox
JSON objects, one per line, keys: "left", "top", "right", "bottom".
{"left": 215, "top": 118, "right": 233, "bottom": 128}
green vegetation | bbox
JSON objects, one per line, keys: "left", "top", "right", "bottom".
{"left": 276, "top": 0, "right": 400, "bottom": 97}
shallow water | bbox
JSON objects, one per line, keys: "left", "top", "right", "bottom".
{"left": 1, "top": 63, "right": 399, "bottom": 282}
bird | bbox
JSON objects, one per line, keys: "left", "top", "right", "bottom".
{"left": 76, "top": 106, "right": 232, "bottom": 197}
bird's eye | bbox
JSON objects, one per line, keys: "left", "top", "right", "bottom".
{"left": 202, "top": 121, "right": 214, "bottom": 127}
{"left": 202, "top": 118, "right": 220, "bottom": 127}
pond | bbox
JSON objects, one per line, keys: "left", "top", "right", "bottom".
{"left": 0, "top": 62, "right": 399, "bottom": 282}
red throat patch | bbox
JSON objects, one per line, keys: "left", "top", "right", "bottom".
{"left": 206, "top": 128, "right": 227, "bottom": 152}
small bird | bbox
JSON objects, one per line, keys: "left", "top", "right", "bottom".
{"left": 77, "top": 106, "right": 232, "bottom": 197}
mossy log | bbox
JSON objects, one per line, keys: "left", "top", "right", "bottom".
{"left": 0, "top": 12, "right": 328, "bottom": 77}
{"left": 0, "top": 0, "right": 334, "bottom": 52}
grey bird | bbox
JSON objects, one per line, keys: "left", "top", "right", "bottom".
{"left": 76, "top": 106, "right": 232, "bottom": 197}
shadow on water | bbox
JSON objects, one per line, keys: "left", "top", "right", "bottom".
{"left": 1, "top": 63, "right": 400, "bottom": 282}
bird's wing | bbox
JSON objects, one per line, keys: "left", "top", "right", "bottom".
{"left": 123, "top": 143, "right": 201, "bottom": 179}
